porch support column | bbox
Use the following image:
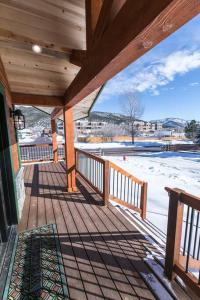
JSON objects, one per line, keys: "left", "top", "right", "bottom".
{"left": 63, "top": 107, "right": 76, "bottom": 192}
{"left": 51, "top": 118, "right": 58, "bottom": 162}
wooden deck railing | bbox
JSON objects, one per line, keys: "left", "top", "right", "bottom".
{"left": 75, "top": 148, "right": 147, "bottom": 219}
{"left": 165, "top": 187, "right": 200, "bottom": 297}
{"left": 109, "top": 161, "right": 147, "bottom": 219}
{"left": 75, "top": 148, "right": 110, "bottom": 204}
{"left": 20, "top": 144, "right": 65, "bottom": 162}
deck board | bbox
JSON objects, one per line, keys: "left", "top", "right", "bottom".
{"left": 19, "top": 162, "right": 168, "bottom": 300}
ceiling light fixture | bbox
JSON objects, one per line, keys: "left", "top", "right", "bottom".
{"left": 32, "top": 44, "right": 42, "bottom": 54}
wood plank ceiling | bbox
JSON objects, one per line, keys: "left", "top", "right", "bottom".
{"left": 0, "top": 0, "right": 101, "bottom": 120}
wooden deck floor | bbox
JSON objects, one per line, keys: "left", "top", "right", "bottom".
{"left": 19, "top": 162, "right": 172, "bottom": 300}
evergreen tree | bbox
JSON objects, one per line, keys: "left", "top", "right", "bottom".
{"left": 195, "top": 128, "right": 200, "bottom": 145}
{"left": 184, "top": 120, "right": 198, "bottom": 140}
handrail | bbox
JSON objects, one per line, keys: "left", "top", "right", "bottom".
{"left": 166, "top": 187, "right": 200, "bottom": 211}
{"left": 165, "top": 187, "right": 200, "bottom": 297}
{"left": 75, "top": 148, "right": 105, "bottom": 164}
{"left": 75, "top": 148, "right": 147, "bottom": 219}
{"left": 109, "top": 161, "right": 144, "bottom": 185}
{"left": 20, "top": 143, "right": 65, "bottom": 147}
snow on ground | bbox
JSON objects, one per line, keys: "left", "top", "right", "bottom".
{"left": 105, "top": 152, "right": 200, "bottom": 234}
{"left": 75, "top": 139, "right": 193, "bottom": 149}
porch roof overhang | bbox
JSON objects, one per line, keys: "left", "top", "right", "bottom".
{"left": 0, "top": 0, "right": 199, "bottom": 121}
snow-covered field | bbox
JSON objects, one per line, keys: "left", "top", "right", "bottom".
{"left": 75, "top": 139, "right": 193, "bottom": 149}
{"left": 105, "top": 152, "right": 200, "bottom": 233}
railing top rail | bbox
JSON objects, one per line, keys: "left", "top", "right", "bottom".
{"left": 109, "top": 161, "right": 144, "bottom": 186}
{"left": 20, "top": 143, "right": 53, "bottom": 147}
{"left": 165, "top": 187, "right": 200, "bottom": 211}
{"left": 75, "top": 148, "right": 106, "bottom": 164}
{"left": 20, "top": 143, "right": 65, "bottom": 147}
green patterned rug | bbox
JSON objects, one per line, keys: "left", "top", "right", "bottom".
{"left": 3, "top": 224, "right": 69, "bottom": 299}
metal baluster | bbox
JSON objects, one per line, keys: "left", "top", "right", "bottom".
{"left": 113, "top": 169, "right": 115, "bottom": 196}
{"left": 136, "top": 184, "right": 139, "bottom": 207}
{"left": 124, "top": 176, "right": 126, "bottom": 202}
{"left": 186, "top": 208, "right": 194, "bottom": 273}
{"left": 134, "top": 183, "right": 136, "bottom": 206}
{"left": 127, "top": 178, "right": 130, "bottom": 203}
{"left": 193, "top": 211, "right": 199, "bottom": 259}
{"left": 117, "top": 171, "right": 119, "bottom": 198}
{"left": 183, "top": 206, "right": 190, "bottom": 256}
{"left": 97, "top": 162, "right": 99, "bottom": 189}
{"left": 130, "top": 181, "right": 133, "bottom": 205}
{"left": 120, "top": 173, "right": 123, "bottom": 200}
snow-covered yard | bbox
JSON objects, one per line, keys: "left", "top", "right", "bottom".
{"left": 105, "top": 151, "right": 200, "bottom": 233}
{"left": 75, "top": 139, "right": 193, "bottom": 149}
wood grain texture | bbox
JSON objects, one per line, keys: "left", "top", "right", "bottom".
{"left": 62, "top": 0, "right": 200, "bottom": 109}
{"left": 63, "top": 107, "right": 76, "bottom": 191}
{"left": 12, "top": 93, "right": 64, "bottom": 107}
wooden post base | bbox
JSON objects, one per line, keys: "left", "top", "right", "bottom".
{"left": 67, "top": 187, "right": 77, "bottom": 192}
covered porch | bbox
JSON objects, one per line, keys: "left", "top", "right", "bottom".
{"left": 0, "top": 0, "right": 200, "bottom": 299}
{"left": 18, "top": 161, "right": 188, "bottom": 300}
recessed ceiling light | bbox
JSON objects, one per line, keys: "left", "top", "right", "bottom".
{"left": 32, "top": 44, "right": 42, "bottom": 53}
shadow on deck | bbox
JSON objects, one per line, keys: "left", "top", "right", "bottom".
{"left": 18, "top": 162, "right": 192, "bottom": 300}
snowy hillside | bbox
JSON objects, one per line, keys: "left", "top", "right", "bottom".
{"left": 16, "top": 106, "right": 51, "bottom": 130}
{"left": 151, "top": 117, "right": 187, "bottom": 128}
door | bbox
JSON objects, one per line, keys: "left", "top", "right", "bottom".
{"left": 0, "top": 91, "right": 18, "bottom": 247}
{"left": 0, "top": 170, "right": 8, "bottom": 243}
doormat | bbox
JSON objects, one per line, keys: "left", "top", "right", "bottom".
{"left": 3, "top": 224, "right": 69, "bottom": 299}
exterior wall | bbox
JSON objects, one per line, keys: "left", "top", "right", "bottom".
{"left": 0, "top": 57, "right": 22, "bottom": 221}
{"left": 0, "top": 58, "right": 20, "bottom": 174}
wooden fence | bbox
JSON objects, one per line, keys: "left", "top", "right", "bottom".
{"left": 165, "top": 187, "right": 200, "bottom": 297}
{"left": 75, "top": 148, "right": 147, "bottom": 219}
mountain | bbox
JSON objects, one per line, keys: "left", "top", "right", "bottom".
{"left": 16, "top": 107, "right": 190, "bottom": 130}
{"left": 16, "top": 106, "right": 51, "bottom": 130}
{"left": 150, "top": 118, "right": 187, "bottom": 129}
{"left": 88, "top": 111, "right": 132, "bottom": 124}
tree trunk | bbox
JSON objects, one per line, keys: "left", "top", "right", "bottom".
{"left": 131, "top": 123, "right": 135, "bottom": 144}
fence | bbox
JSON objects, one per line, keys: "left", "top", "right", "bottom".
{"left": 75, "top": 148, "right": 147, "bottom": 219}
{"left": 162, "top": 144, "right": 200, "bottom": 152}
{"left": 20, "top": 144, "right": 65, "bottom": 162}
{"left": 165, "top": 187, "right": 200, "bottom": 297}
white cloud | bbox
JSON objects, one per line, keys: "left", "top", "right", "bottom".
{"left": 100, "top": 50, "right": 200, "bottom": 102}
{"left": 190, "top": 82, "right": 199, "bottom": 86}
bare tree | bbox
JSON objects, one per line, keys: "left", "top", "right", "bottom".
{"left": 122, "top": 93, "right": 144, "bottom": 144}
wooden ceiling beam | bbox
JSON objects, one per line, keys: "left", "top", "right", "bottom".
{"left": 12, "top": 93, "right": 64, "bottom": 107}
{"left": 51, "top": 0, "right": 200, "bottom": 119}
{"left": 70, "top": 49, "right": 87, "bottom": 67}
{"left": 51, "top": 107, "right": 63, "bottom": 119}
{"left": 85, "top": 0, "right": 103, "bottom": 50}
{"left": 92, "top": 0, "right": 126, "bottom": 45}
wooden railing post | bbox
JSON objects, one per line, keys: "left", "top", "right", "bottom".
{"left": 165, "top": 188, "right": 184, "bottom": 280}
{"left": 63, "top": 107, "right": 76, "bottom": 192}
{"left": 103, "top": 160, "right": 110, "bottom": 206}
{"left": 51, "top": 119, "right": 58, "bottom": 162}
{"left": 140, "top": 182, "right": 147, "bottom": 220}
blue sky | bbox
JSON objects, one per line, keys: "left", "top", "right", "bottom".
{"left": 92, "top": 15, "right": 200, "bottom": 121}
